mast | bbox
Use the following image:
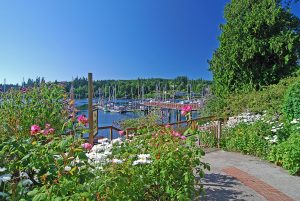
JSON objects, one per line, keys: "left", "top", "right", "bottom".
{"left": 3, "top": 78, "right": 6, "bottom": 93}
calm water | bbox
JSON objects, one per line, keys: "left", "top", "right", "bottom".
{"left": 76, "top": 99, "right": 144, "bottom": 139}
{"left": 75, "top": 99, "right": 199, "bottom": 139}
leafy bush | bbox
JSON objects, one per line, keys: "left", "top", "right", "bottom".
{"left": 0, "top": 84, "right": 68, "bottom": 140}
{"left": 221, "top": 121, "right": 272, "bottom": 158}
{"left": 197, "top": 130, "right": 217, "bottom": 147}
{"left": 268, "top": 132, "right": 300, "bottom": 175}
{"left": 93, "top": 127, "right": 209, "bottom": 200}
{"left": 282, "top": 80, "right": 300, "bottom": 120}
{"left": 0, "top": 123, "right": 209, "bottom": 200}
{"left": 0, "top": 119, "right": 92, "bottom": 200}
{"left": 202, "top": 76, "right": 300, "bottom": 117}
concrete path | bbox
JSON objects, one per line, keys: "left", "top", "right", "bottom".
{"left": 198, "top": 150, "right": 300, "bottom": 201}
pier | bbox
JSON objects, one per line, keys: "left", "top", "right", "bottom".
{"left": 142, "top": 101, "right": 203, "bottom": 111}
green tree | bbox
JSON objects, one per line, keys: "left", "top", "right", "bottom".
{"left": 210, "top": 0, "right": 300, "bottom": 96}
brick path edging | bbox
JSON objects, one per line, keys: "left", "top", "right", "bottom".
{"left": 222, "top": 167, "right": 295, "bottom": 201}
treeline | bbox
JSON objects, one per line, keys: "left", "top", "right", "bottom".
{"left": 0, "top": 76, "right": 211, "bottom": 99}
{"left": 66, "top": 76, "right": 211, "bottom": 99}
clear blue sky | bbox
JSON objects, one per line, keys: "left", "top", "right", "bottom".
{"left": 0, "top": 0, "right": 299, "bottom": 84}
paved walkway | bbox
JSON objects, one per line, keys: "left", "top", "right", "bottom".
{"left": 198, "top": 150, "right": 300, "bottom": 201}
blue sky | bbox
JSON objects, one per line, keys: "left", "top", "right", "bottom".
{"left": 0, "top": 0, "right": 299, "bottom": 84}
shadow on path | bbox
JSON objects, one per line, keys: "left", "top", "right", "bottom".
{"left": 196, "top": 173, "right": 263, "bottom": 201}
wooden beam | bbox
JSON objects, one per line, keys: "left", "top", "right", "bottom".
{"left": 88, "top": 73, "right": 94, "bottom": 145}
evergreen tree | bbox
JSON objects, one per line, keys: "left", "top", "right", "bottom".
{"left": 210, "top": 0, "right": 300, "bottom": 96}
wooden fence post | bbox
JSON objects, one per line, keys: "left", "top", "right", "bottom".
{"left": 110, "top": 127, "right": 113, "bottom": 142}
{"left": 88, "top": 73, "right": 94, "bottom": 145}
{"left": 217, "top": 120, "right": 221, "bottom": 148}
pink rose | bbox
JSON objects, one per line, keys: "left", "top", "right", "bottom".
{"left": 181, "top": 110, "right": 187, "bottom": 116}
{"left": 31, "top": 125, "right": 41, "bottom": 135}
{"left": 82, "top": 143, "right": 93, "bottom": 150}
{"left": 181, "top": 105, "right": 192, "bottom": 113}
{"left": 78, "top": 115, "right": 88, "bottom": 126}
{"left": 118, "top": 130, "right": 125, "bottom": 136}
{"left": 45, "top": 124, "right": 51, "bottom": 129}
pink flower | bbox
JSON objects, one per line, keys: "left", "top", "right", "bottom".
{"left": 172, "top": 131, "right": 181, "bottom": 137}
{"left": 82, "top": 143, "right": 93, "bottom": 150}
{"left": 181, "top": 105, "right": 192, "bottom": 116}
{"left": 31, "top": 125, "right": 41, "bottom": 135}
{"left": 41, "top": 129, "right": 48, "bottom": 135}
{"left": 180, "top": 135, "right": 187, "bottom": 140}
{"left": 48, "top": 128, "right": 55, "bottom": 134}
{"left": 78, "top": 115, "right": 88, "bottom": 126}
{"left": 165, "top": 124, "right": 171, "bottom": 128}
{"left": 118, "top": 130, "right": 125, "bottom": 136}
{"left": 45, "top": 124, "right": 51, "bottom": 129}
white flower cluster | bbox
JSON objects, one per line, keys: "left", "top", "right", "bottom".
{"left": 86, "top": 138, "right": 115, "bottom": 165}
{"left": 0, "top": 167, "right": 11, "bottom": 185}
{"left": 0, "top": 168, "right": 33, "bottom": 187}
{"left": 133, "top": 154, "right": 152, "bottom": 166}
{"left": 270, "top": 123, "right": 284, "bottom": 133}
{"left": 290, "top": 119, "right": 300, "bottom": 124}
{"left": 225, "top": 113, "right": 262, "bottom": 128}
{"left": 264, "top": 135, "right": 278, "bottom": 144}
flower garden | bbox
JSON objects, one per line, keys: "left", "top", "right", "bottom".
{"left": 0, "top": 84, "right": 209, "bottom": 200}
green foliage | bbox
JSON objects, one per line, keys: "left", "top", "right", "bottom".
{"left": 282, "top": 79, "right": 300, "bottom": 120}
{"left": 222, "top": 119, "right": 300, "bottom": 175}
{"left": 0, "top": 84, "right": 68, "bottom": 140}
{"left": 202, "top": 76, "right": 300, "bottom": 117}
{"left": 268, "top": 132, "right": 300, "bottom": 175}
{"left": 210, "top": 0, "right": 300, "bottom": 96}
{"left": 117, "top": 110, "right": 160, "bottom": 130}
{"left": 221, "top": 121, "right": 272, "bottom": 158}
{"left": 94, "top": 127, "right": 209, "bottom": 200}
{"left": 198, "top": 131, "right": 217, "bottom": 147}
{"left": 0, "top": 121, "right": 93, "bottom": 200}
{"left": 0, "top": 126, "right": 209, "bottom": 200}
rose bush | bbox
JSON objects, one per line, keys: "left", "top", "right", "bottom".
{"left": 0, "top": 84, "right": 68, "bottom": 140}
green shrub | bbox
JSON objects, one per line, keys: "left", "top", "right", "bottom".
{"left": 221, "top": 121, "right": 271, "bottom": 158}
{"left": 197, "top": 130, "right": 217, "bottom": 147}
{"left": 94, "top": 127, "right": 209, "bottom": 200}
{"left": 0, "top": 84, "right": 68, "bottom": 140}
{"left": 268, "top": 132, "right": 300, "bottom": 175}
{"left": 0, "top": 123, "right": 209, "bottom": 200}
{"left": 202, "top": 76, "right": 300, "bottom": 117}
{"left": 282, "top": 80, "right": 300, "bottom": 121}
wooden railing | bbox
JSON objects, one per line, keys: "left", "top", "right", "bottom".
{"left": 143, "top": 102, "right": 202, "bottom": 110}
{"left": 96, "top": 126, "right": 122, "bottom": 142}
{"left": 95, "top": 116, "right": 226, "bottom": 148}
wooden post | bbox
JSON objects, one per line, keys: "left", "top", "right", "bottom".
{"left": 217, "top": 120, "right": 221, "bottom": 148}
{"left": 110, "top": 127, "right": 113, "bottom": 142}
{"left": 88, "top": 73, "right": 94, "bottom": 145}
{"left": 178, "top": 110, "right": 181, "bottom": 127}
{"left": 168, "top": 109, "right": 171, "bottom": 123}
{"left": 176, "top": 110, "right": 179, "bottom": 127}
{"left": 125, "top": 129, "right": 129, "bottom": 139}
